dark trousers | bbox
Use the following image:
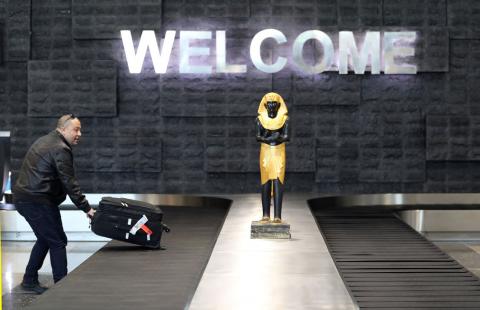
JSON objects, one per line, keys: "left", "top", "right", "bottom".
{"left": 16, "top": 203, "right": 68, "bottom": 283}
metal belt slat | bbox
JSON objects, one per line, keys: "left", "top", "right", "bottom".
{"left": 315, "top": 213, "right": 480, "bottom": 309}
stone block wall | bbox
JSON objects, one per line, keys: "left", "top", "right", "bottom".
{"left": 1, "top": 0, "right": 479, "bottom": 194}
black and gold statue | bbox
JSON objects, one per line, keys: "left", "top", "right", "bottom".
{"left": 256, "top": 92, "right": 289, "bottom": 224}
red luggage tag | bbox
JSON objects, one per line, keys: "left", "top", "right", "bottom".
{"left": 141, "top": 224, "right": 153, "bottom": 235}
{"left": 130, "top": 215, "right": 153, "bottom": 241}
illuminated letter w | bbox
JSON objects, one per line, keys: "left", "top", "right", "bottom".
{"left": 121, "top": 30, "right": 176, "bottom": 74}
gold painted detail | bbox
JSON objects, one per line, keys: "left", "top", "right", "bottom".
{"left": 260, "top": 143, "right": 285, "bottom": 185}
{"left": 257, "top": 92, "right": 288, "bottom": 130}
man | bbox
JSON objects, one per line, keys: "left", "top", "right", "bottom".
{"left": 13, "top": 114, "right": 95, "bottom": 294}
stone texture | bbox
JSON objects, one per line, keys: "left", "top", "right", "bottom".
{"left": 446, "top": 40, "right": 480, "bottom": 115}
{"left": 28, "top": 60, "right": 117, "bottom": 117}
{"left": 293, "top": 73, "right": 361, "bottom": 106}
{"left": 425, "top": 162, "right": 480, "bottom": 193}
{"left": 426, "top": 115, "right": 480, "bottom": 161}
{"left": 74, "top": 136, "right": 162, "bottom": 173}
{"left": 384, "top": 0, "right": 446, "bottom": 27}
{"left": 72, "top": 0, "right": 163, "bottom": 39}
{"left": 0, "top": 0, "right": 6, "bottom": 63}
{"left": 0, "top": 0, "right": 478, "bottom": 194}
{"left": 448, "top": 0, "right": 480, "bottom": 39}
{"left": 337, "top": 0, "right": 383, "bottom": 27}
{"left": 6, "top": 0, "right": 30, "bottom": 61}
{"left": 315, "top": 100, "right": 425, "bottom": 183}
{"left": 31, "top": 0, "right": 72, "bottom": 60}
{"left": 414, "top": 27, "right": 449, "bottom": 72}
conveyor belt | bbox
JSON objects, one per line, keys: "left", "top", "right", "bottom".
{"left": 313, "top": 212, "right": 480, "bottom": 309}
{"left": 24, "top": 204, "right": 229, "bottom": 310}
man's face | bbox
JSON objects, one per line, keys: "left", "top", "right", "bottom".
{"left": 265, "top": 101, "right": 280, "bottom": 118}
{"left": 60, "top": 118, "right": 82, "bottom": 145}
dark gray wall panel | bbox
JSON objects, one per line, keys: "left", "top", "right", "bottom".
{"left": 6, "top": 0, "right": 30, "bottom": 61}
{"left": 0, "top": 62, "right": 29, "bottom": 172}
{"left": 32, "top": 0, "right": 72, "bottom": 60}
{"left": 287, "top": 138, "right": 316, "bottom": 173}
{"left": 165, "top": 0, "right": 249, "bottom": 19}
{"left": 0, "top": 0, "right": 5, "bottom": 64}
{"left": 316, "top": 0, "right": 337, "bottom": 26}
{"left": 204, "top": 116, "right": 315, "bottom": 173}
{"left": 415, "top": 27, "right": 449, "bottom": 72}
{"left": 426, "top": 114, "right": 480, "bottom": 161}
{"left": 315, "top": 104, "right": 425, "bottom": 183}
{"left": 205, "top": 139, "right": 257, "bottom": 172}
{"left": 384, "top": 0, "right": 446, "bottom": 27}
{"left": 77, "top": 171, "right": 163, "bottom": 192}
{"left": 74, "top": 136, "right": 162, "bottom": 172}
{"left": 160, "top": 72, "right": 272, "bottom": 117}
{"left": 337, "top": 0, "right": 383, "bottom": 27}
{"left": 72, "top": 0, "right": 163, "bottom": 39}
{"left": 447, "top": 40, "right": 480, "bottom": 114}
{"left": 448, "top": 0, "right": 480, "bottom": 39}
{"left": 426, "top": 162, "right": 480, "bottom": 192}
{"left": 1, "top": 0, "right": 478, "bottom": 194}
{"left": 28, "top": 60, "right": 117, "bottom": 117}
{"left": 293, "top": 73, "right": 361, "bottom": 106}
{"left": 162, "top": 117, "right": 206, "bottom": 192}
{"left": 204, "top": 117, "right": 257, "bottom": 172}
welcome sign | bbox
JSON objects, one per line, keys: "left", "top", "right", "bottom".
{"left": 121, "top": 29, "right": 417, "bottom": 75}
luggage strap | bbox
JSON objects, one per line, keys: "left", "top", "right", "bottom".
{"left": 129, "top": 215, "right": 153, "bottom": 236}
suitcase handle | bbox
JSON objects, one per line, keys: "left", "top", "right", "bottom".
{"left": 114, "top": 223, "right": 132, "bottom": 232}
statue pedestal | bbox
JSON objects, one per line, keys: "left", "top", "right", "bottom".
{"left": 251, "top": 221, "right": 291, "bottom": 239}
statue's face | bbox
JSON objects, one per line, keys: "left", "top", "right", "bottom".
{"left": 265, "top": 101, "right": 280, "bottom": 118}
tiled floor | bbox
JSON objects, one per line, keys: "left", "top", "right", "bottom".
{"left": 435, "top": 241, "right": 480, "bottom": 279}
{"left": 1, "top": 241, "right": 106, "bottom": 308}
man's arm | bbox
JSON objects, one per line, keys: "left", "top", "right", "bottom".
{"left": 53, "top": 147, "right": 92, "bottom": 213}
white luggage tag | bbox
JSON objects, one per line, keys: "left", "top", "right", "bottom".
{"left": 130, "top": 215, "right": 149, "bottom": 235}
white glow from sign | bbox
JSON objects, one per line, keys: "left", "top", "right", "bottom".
{"left": 121, "top": 30, "right": 418, "bottom": 75}
{"left": 120, "top": 30, "right": 175, "bottom": 74}
{"left": 339, "top": 31, "right": 380, "bottom": 74}
{"left": 250, "top": 29, "right": 288, "bottom": 73}
{"left": 216, "top": 31, "right": 247, "bottom": 73}
{"left": 293, "top": 30, "right": 334, "bottom": 74}
{"left": 383, "top": 32, "right": 417, "bottom": 74}
{"left": 179, "top": 31, "right": 212, "bottom": 74}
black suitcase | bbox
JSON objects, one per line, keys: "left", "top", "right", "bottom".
{"left": 91, "top": 197, "right": 170, "bottom": 249}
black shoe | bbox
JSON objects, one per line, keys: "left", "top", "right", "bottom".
{"left": 21, "top": 282, "right": 48, "bottom": 294}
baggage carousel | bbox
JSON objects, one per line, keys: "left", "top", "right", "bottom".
{"left": 3, "top": 193, "right": 480, "bottom": 309}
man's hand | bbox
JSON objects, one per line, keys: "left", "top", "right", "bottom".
{"left": 87, "top": 208, "right": 96, "bottom": 219}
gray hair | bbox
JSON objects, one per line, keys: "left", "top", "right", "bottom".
{"left": 56, "top": 114, "right": 77, "bottom": 129}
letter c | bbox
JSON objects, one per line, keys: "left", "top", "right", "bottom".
{"left": 250, "top": 29, "right": 287, "bottom": 73}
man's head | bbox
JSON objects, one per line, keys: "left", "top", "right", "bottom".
{"left": 264, "top": 101, "right": 280, "bottom": 118}
{"left": 56, "top": 114, "right": 82, "bottom": 146}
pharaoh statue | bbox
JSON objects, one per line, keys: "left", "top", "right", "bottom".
{"left": 256, "top": 92, "right": 289, "bottom": 224}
